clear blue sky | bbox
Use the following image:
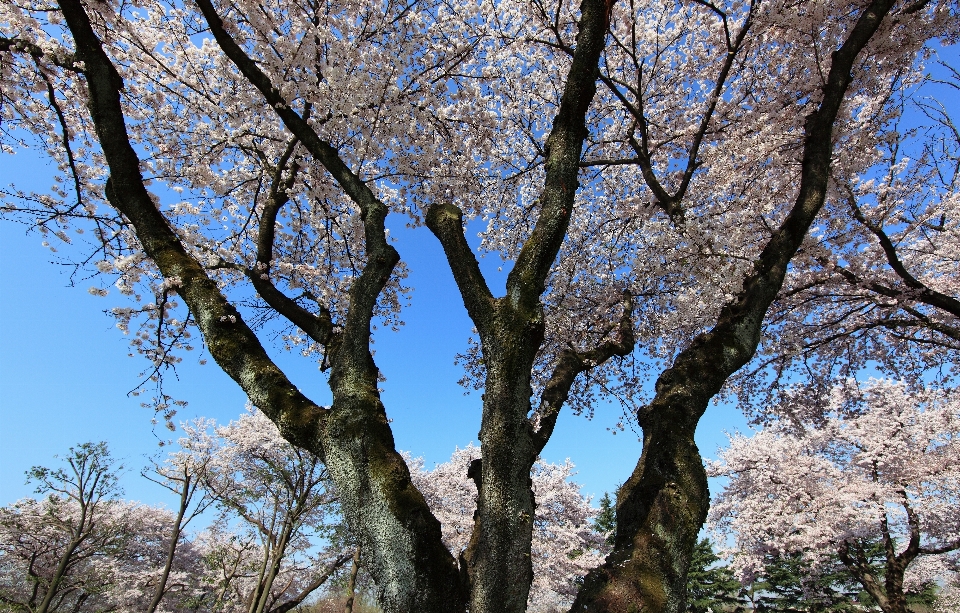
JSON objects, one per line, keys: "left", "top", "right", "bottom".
{"left": 0, "top": 144, "right": 748, "bottom": 511}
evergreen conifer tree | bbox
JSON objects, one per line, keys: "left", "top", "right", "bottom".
{"left": 685, "top": 538, "right": 745, "bottom": 613}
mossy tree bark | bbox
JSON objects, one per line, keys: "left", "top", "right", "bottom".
{"left": 427, "top": 1, "right": 624, "bottom": 611}
{"left": 57, "top": 1, "right": 463, "bottom": 611}
{"left": 569, "top": 0, "right": 898, "bottom": 610}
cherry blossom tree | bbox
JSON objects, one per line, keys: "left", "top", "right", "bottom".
{"left": 406, "top": 445, "right": 607, "bottom": 612}
{"left": 141, "top": 432, "right": 218, "bottom": 613}
{"left": 729, "top": 64, "right": 960, "bottom": 422}
{"left": 0, "top": 496, "right": 205, "bottom": 613}
{"left": 939, "top": 581, "right": 960, "bottom": 613}
{"left": 0, "top": 443, "right": 209, "bottom": 613}
{"left": 176, "top": 410, "right": 352, "bottom": 613}
{"left": 2, "top": 0, "right": 957, "bottom": 610}
{"left": 0, "top": 433, "right": 348, "bottom": 613}
{"left": 708, "top": 379, "right": 960, "bottom": 613}
{"left": 0, "top": 442, "right": 123, "bottom": 613}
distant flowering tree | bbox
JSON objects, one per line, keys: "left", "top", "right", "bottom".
{"left": 708, "top": 380, "right": 960, "bottom": 613}
{"left": 407, "top": 445, "right": 607, "bottom": 612}
{"left": 0, "top": 442, "right": 209, "bottom": 613}
{"left": 141, "top": 430, "right": 218, "bottom": 613}
{"left": 0, "top": 496, "right": 207, "bottom": 613}
{"left": 0, "top": 442, "right": 122, "bottom": 613}
{"left": 0, "top": 429, "right": 350, "bottom": 613}
{"left": 939, "top": 581, "right": 960, "bottom": 613}
{"left": 180, "top": 410, "right": 353, "bottom": 613}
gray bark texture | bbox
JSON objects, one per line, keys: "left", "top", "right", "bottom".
{"left": 569, "top": 0, "right": 898, "bottom": 610}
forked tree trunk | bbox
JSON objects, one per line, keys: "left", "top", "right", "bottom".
{"left": 427, "top": 1, "right": 616, "bottom": 611}
{"left": 57, "top": 2, "right": 467, "bottom": 611}
{"left": 323, "top": 299, "right": 465, "bottom": 612}
{"left": 570, "top": 0, "right": 897, "bottom": 609}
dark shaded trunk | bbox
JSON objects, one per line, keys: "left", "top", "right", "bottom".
{"left": 322, "top": 269, "right": 464, "bottom": 611}
{"left": 570, "top": 0, "right": 897, "bottom": 610}
{"left": 57, "top": 2, "right": 465, "bottom": 611}
{"left": 344, "top": 547, "right": 361, "bottom": 613}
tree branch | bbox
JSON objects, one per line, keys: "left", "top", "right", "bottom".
{"left": 268, "top": 550, "right": 355, "bottom": 613}
{"left": 846, "top": 196, "right": 960, "bottom": 318}
{"left": 574, "top": 0, "right": 900, "bottom": 607}
{"left": 530, "top": 292, "right": 634, "bottom": 454}
{"left": 839, "top": 539, "right": 890, "bottom": 610}
{"left": 243, "top": 134, "right": 339, "bottom": 348}
{"left": 504, "top": 0, "right": 615, "bottom": 312}
{"left": 56, "top": 0, "right": 328, "bottom": 454}
{"left": 0, "top": 36, "right": 83, "bottom": 72}
{"left": 425, "top": 202, "right": 495, "bottom": 328}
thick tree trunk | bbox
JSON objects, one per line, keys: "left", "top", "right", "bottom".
{"left": 570, "top": 366, "right": 716, "bottom": 613}
{"left": 570, "top": 1, "right": 897, "bottom": 610}
{"left": 323, "top": 353, "right": 465, "bottom": 613}
{"left": 466, "top": 308, "right": 543, "bottom": 613}
{"left": 57, "top": 3, "right": 466, "bottom": 612}
{"left": 882, "top": 568, "right": 910, "bottom": 613}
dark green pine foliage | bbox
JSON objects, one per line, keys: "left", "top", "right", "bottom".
{"left": 685, "top": 538, "right": 746, "bottom": 613}
{"left": 753, "top": 551, "right": 863, "bottom": 613}
{"left": 842, "top": 539, "right": 940, "bottom": 611}
{"left": 594, "top": 492, "right": 616, "bottom": 547}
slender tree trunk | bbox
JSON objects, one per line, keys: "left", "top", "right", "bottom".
{"left": 247, "top": 519, "right": 277, "bottom": 613}
{"left": 251, "top": 517, "right": 293, "bottom": 613}
{"left": 839, "top": 540, "right": 894, "bottom": 613}
{"left": 37, "top": 503, "right": 90, "bottom": 613}
{"left": 344, "top": 547, "right": 361, "bottom": 613}
{"left": 839, "top": 526, "right": 914, "bottom": 613}
{"left": 146, "top": 475, "right": 192, "bottom": 613}
{"left": 36, "top": 536, "right": 83, "bottom": 613}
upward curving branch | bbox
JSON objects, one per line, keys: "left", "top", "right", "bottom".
{"left": 241, "top": 134, "right": 339, "bottom": 349}
{"left": 573, "top": 0, "right": 900, "bottom": 610}
{"left": 192, "top": 0, "right": 400, "bottom": 368}
{"left": 531, "top": 291, "right": 635, "bottom": 455}
{"left": 56, "top": 0, "right": 328, "bottom": 454}
{"left": 504, "top": 0, "right": 616, "bottom": 313}
{"left": 425, "top": 202, "right": 496, "bottom": 328}
{"left": 192, "top": 4, "right": 468, "bottom": 612}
